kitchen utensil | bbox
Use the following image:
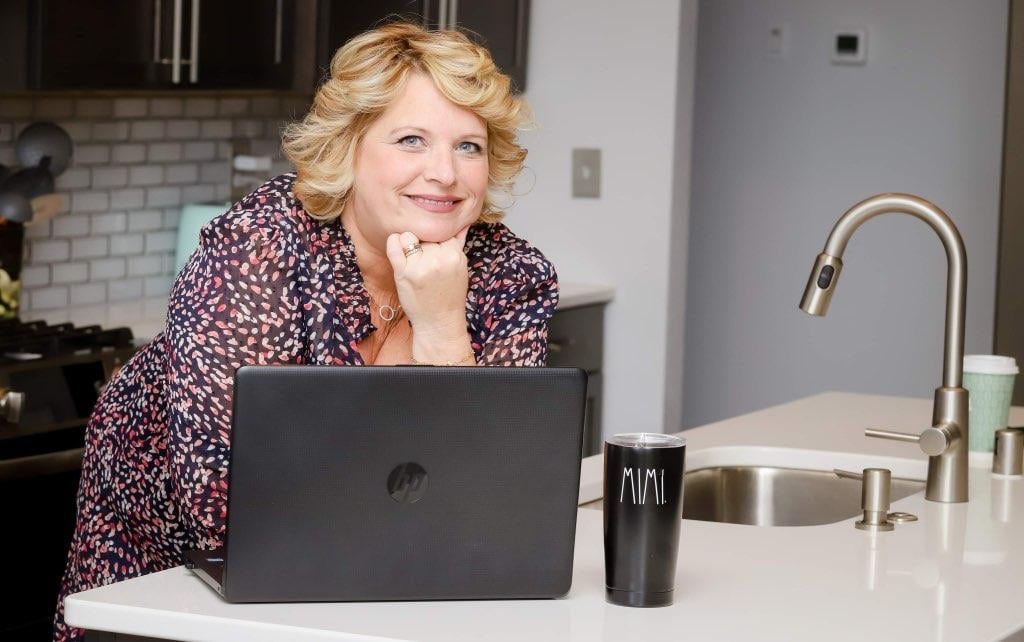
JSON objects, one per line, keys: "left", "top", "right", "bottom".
{"left": 27, "top": 194, "right": 64, "bottom": 227}
{"left": 604, "top": 432, "right": 686, "bottom": 607}
{"left": 3, "top": 157, "right": 55, "bottom": 200}
{"left": 15, "top": 122, "right": 73, "bottom": 176}
{"left": 0, "top": 191, "right": 33, "bottom": 223}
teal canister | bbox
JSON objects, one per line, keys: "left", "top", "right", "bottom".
{"left": 174, "top": 202, "right": 230, "bottom": 276}
{"left": 963, "top": 355, "right": 1019, "bottom": 452}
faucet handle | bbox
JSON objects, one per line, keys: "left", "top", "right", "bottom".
{"left": 834, "top": 467, "right": 894, "bottom": 531}
{"left": 865, "top": 424, "right": 953, "bottom": 457}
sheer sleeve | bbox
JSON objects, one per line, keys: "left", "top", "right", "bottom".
{"left": 474, "top": 255, "right": 559, "bottom": 367}
{"left": 163, "top": 207, "right": 303, "bottom": 549}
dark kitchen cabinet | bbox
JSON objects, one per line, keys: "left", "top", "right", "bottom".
{"left": 19, "top": 0, "right": 293, "bottom": 90}
{"left": 316, "top": 0, "right": 529, "bottom": 92}
{"left": 546, "top": 304, "right": 606, "bottom": 458}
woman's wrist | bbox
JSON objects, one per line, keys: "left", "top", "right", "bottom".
{"left": 411, "top": 328, "right": 476, "bottom": 365}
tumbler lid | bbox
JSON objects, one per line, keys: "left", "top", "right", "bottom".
{"left": 607, "top": 433, "right": 685, "bottom": 448}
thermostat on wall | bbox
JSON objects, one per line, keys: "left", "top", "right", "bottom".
{"left": 831, "top": 29, "right": 868, "bottom": 65}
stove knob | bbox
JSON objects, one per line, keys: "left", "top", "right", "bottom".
{"left": 0, "top": 389, "right": 24, "bottom": 424}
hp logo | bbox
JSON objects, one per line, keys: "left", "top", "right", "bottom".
{"left": 387, "top": 462, "right": 428, "bottom": 503}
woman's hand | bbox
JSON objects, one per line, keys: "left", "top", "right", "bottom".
{"left": 385, "top": 226, "right": 473, "bottom": 361}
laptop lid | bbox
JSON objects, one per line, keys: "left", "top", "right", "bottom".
{"left": 220, "top": 365, "right": 587, "bottom": 603}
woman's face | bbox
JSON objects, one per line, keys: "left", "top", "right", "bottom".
{"left": 347, "top": 72, "right": 490, "bottom": 246}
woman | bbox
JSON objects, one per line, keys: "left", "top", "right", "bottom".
{"left": 55, "top": 22, "right": 556, "bottom": 641}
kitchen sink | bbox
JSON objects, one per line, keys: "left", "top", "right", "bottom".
{"left": 579, "top": 447, "right": 928, "bottom": 527}
{"left": 680, "top": 465, "right": 924, "bottom": 526}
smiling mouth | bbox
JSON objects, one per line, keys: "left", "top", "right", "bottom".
{"left": 405, "top": 194, "right": 463, "bottom": 213}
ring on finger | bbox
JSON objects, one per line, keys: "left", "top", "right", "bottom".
{"left": 403, "top": 242, "right": 423, "bottom": 258}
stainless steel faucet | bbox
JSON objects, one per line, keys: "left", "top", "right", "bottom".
{"left": 799, "top": 193, "right": 969, "bottom": 503}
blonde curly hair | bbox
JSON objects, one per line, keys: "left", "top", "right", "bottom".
{"left": 282, "top": 21, "right": 532, "bottom": 224}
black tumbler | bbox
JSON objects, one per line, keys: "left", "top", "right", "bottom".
{"left": 603, "top": 433, "right": 686, "bottom": 607}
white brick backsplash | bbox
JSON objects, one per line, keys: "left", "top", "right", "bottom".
{"left": 31, "top": 240, "right": 70, "bottom": 263}
{"left": 144, "top": 275, "right": 174, "bottom": 297}
{"left": 251, "top": 96, "right": 280, "bottom": 116}
{"left": 92, "top": 212, "right": 127, "bottom": 234}
{"left": 108, "top": 278, "right": 143, "bottom": 301}
{"left": 129, "top": 165, "right": 164, "bottom": 186}
{"left": 131, "top": 120, "right": 166, "bottom": 140}
{"left": 52, "top": 262, "right": 89, "bottom": 284}
{"left": 92, "top": 122, "right": 130, "bottom": 142}
{"left": 70, "top": 282, "right": 106, "bottom": 306}
{"left": 166, "top": 119, "right": 200, "bottom": 139}
{"left": 92, "top": 166, "right": 129, "bottom": 188}
{"left": 233, "top": 119, "right": 264, "bottom": 138}
{"left": 76, "top": 98, "right": 114, "bottom": 118}
{"left": 29, "top": 286, "right": 69, "bottom": 309}
{"left": 90, "top": 257, "right": 126, "bottom": 280}
{"left": 57, "top": 120, "right": 92, "bottom": 142}
{"left": 182, "top": 184, "right": 217, "bottom": 203}
{"left": 128, "top": 210, "right": 164, "bottom": 232}
{"left": 71, "top": 191, "right": 110, "bottom": 213}
{"left": 149, "top": 98, "right": 183, "bottom": 117}
{"left": 200, "top": 120, "right": 232, "bottom": 139}
{"left": 52, "top": 214, "right": 91, "bottom": 237}
{"left": 214, "top": 183, "right": 231, "bottom": 200}
{"left": 71, "top": 237, "right": 109, "bottom": 259}
{"left": 184, "top": 98, "right": 217, "bottom": 117}
{"left": 146, "top": 186, "right": 181, "bottom": 208}
{"left": 218, "top": 97, "right": 249, "bottom": 116}
{"left": 163, "top": 208, "right": 181, "bottom": 228}
{"left": 145, "top": 230, "right": 177, "bottom": 252}
{"left": 128, "top": 254, "right": 163, "bottom": 277}
{"left": 112, "top": 143, "right": 147, "bottom": 164}
{"left": 25, "top": 220, "right": 52, "bottom": 240}
{"left": 165, "top": 163, "right": 199, "bottom": 185}
{"left": 34, "top": 98, "right": 74, "bottom": 119}
{"left": 183, "top": 141, "right": 216, "bottom": 161}
{"left": 113, "top": 98, "right": 148, "bottom": 118}
{"left": 0, "top": 99, "right": 32, "bottom": 118}
{"left": 148, "top": 142, "right": 183, "bottom": 162}
{"left": 75, "top": 144, "right": 111, "bottom": 164}
{"left": 110, "top": 188, "right": 145, "bottom": 210}
{"left": 200, "top": 161, "right": 230, "bottom": 183}
{"left": 110, "top": 233, "right": 144, "bottom": 255}
{"left": 20, "top": 265, "right": 49, "bottom": 288}
{"left": 217, "top": 142, "right": 232, "bottom": 159}
{"left": 56, "top": 168, "right": 91, "bottom": 190}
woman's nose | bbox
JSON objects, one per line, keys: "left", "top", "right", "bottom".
{"left": 422, "top": 148, "right": 457, "bottom": 186}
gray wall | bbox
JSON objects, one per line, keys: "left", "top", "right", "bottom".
{"left": 682, "top": 0, "right": 1009, "bottom": 427}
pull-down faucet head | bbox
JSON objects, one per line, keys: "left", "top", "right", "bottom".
{"left": 798, "top": 193, "right": 970, "bottom": 503}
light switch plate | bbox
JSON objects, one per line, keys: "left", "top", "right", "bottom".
{"left": 572, "top": 148, "right": 601, "bottom": 198}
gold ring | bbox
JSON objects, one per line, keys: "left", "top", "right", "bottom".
{"left": 403, "top": 242, "right": 423, "bottom": 258}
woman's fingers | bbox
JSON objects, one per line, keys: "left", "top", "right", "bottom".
{"left": 385, "top": 232, "right": 408, "bottom": 275}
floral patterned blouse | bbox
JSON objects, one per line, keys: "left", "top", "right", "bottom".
{"left": 54, "top": 173, "right": 558, "bottom": 641}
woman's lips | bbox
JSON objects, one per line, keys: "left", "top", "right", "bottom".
{"left": 405, "top": 194, "right": 462, "bottom": 214}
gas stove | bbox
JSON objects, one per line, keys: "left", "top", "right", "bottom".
{"left": 0, "top": 317, "right": 138, "bottom": 638}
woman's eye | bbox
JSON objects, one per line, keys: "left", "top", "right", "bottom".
{"left": 398, "top": 135, "right": 424, "bottom": 147}
{"left": 458, "top": 141, "right": 483, "bottom": 153}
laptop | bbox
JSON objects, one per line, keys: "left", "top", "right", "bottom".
{"left": 186, "top": 365, "right": 587, "bottom": 603}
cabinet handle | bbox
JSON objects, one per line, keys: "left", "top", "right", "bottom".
{"left": 438, "top": 0, "right": 448, "bottom": 31}
{"left": 171, "top": 0, "right": 183, "bottom": 83}
{"left": 189, "top": 0, "right": 200, "bottom": 83}
{"left": 153, "top": 0, "right": 163, "bottom": 62}
{"left": 274, "top": 0, "right": 283, "bottom": 64}
{"left": 449, "top": 0, "right": 458, "bottom": 28}
{"left": 514, "top": 0, "right": 527, "bottom": 69}
{"left": 422, "top": 0, "right": 430, "bottom": 28}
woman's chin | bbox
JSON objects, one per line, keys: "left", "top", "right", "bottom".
{"left": 406, "top": 218, "right": 474, "bottom": 243}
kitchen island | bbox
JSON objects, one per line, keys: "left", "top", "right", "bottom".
{"left": 65, "top": 392, "right": 1024, "bottom": 641}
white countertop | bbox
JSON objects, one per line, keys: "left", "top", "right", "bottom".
{"left": 65, "top": 392, "right": 1024, "bottom": 641}
{"left": 556, "top": 282, "right": 614, "bottom": 310}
